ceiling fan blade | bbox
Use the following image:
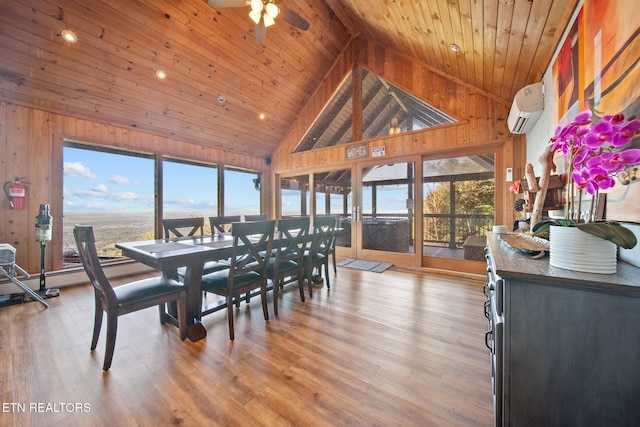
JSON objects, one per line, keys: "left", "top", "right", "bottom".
{"left": 255, "top": 19, "right": 267, "bottom": 43}
{"left": 281, "top": 7, "right": 310, "bottom": 31}
{"left": 207, "top": 0, "right": 247, "bottom": 7}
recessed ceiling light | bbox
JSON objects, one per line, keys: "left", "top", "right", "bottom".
{"left": 61, "top": 30, "right": 78, "bottom": 43}
{"left": 259, "top": 113, "right": 266, "bottom": 120}
{"left": 450, "top": 43, "right": 461, "bottom": 52}
{"left": 155, "top": 69, "right": 167, "bottom": 79}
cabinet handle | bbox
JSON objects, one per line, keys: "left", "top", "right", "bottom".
{"left": 484, "top": 300, "right": 491, "bottom": 319}
{"left": 485, "top": 330, "right": 493, "bottom": 350}
{"left": 486, "top": 281, "right": 495, "bottom": 292}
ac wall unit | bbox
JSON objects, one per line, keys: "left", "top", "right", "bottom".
{"left": 507, "top": 82, "right": 544, "bottom": 134}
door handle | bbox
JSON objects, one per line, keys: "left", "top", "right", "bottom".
{"left": 352, "top": 206, "right": 361, "bottom": 222}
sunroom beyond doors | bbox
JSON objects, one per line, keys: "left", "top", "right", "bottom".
{"left": 295, "top": 67, "right": 457, "bottom": 152}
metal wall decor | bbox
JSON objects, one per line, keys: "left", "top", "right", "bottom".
{"left": 345, "top": 142, "right": 369, "bottom": 160}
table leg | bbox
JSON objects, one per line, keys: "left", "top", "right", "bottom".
{"left": 182, "top": 263, "right": 207, "bottom": 342}
{"left": 186, "top": 323, "right": 207, "bottom": 341}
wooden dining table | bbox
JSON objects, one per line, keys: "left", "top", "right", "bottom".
{"left": 116, "top": 224, "right": 336, "bottom": 342}
{"left": 116, "top": 234, "right": 240, "bottom": 341}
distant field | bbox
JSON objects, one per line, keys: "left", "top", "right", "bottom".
{"left": 62, "top": 211, "right": 251, "bottom": 258}
{"left": 63, "top": 211, "right": 156, "bottom": 258}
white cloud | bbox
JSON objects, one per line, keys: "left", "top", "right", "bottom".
{"left": 75, "top": 190, "right": 106, "bottom": 198}
{"left": 63, "top": 162, "right": 96, "bottom": 179}
{"left": 116, "top": 192, "right": 138, "bottom": 201}
{"left": 110, "top": 175, "right": 132, "bottom": 185}
{"left": 92, "top": 184, "right": 108, "bottom": 193}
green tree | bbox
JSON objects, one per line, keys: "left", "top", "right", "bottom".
{"left": 423, "top": 182, "right": 450, "bottom": 242}
{"left": 423, "top": 179, "right": 494, "bottom": 244}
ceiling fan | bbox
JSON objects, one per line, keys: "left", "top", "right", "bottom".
{"left": 207, "top": 0, "right": 310, "bottom": 43}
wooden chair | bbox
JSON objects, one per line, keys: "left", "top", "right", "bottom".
{"left": 200, "top": 220, "right": 275, "bottom": 340}
{"left": 316, "top": 215, "right": 339, "bottom": 274}
{"left": 209, "top": 215, "right": 241, "bottom": 235}
{"left": 203, "top": 215, "right": 242, "bottom": 306}
{"left": 304, "top": 216, "right": 337, "bottom": 297}
{"left": 74, "top": 225, "right": 186, "bottom": 371}
{"left": 162, "top": 217, "right": 204, "bottom": 238}
{"left": 267, "top": 217, "right": 310, "bottom": 316}
{"left": 244, "top": 214, "right": 267, "bottom": 222}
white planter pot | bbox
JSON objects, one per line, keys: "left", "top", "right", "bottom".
{"left": 549, "top": 225, "right": 617, "bottom": 274}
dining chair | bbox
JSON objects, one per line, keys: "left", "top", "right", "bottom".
{"left": 203, "top": 215, "right": 243, "bottom": 306}
{"left": 315, "top": 215, "right": 339, "bottom": 274}
{"left": 162, "top": 217, "right": 204, "bottom": 238}
{"left": 304, "top": 216, "right": 337, "bottom": 297}
{"left": 200, "top": 220, "right": 275, "bottom": 340}
{"left": 244, "top": 214, "right": 267, "bottom": 222}
{"left": 267, "top": 217, "right": 310, "bottom": 316}
{"left": 74, "top": 225, "right": 186, "bottom": 371}
{"left": 209, "top": 215, "right": 242, "bottom": 235}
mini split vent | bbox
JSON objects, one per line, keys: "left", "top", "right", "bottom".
{"left": 507, "top": 82, "right": 544, "bottom": 134}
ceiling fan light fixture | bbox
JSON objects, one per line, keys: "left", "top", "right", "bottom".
{"left": 265, "top": 2, "right": 279, "bottom": 19}
{"left": 249, "top": 9, "right": 262, "bottom": 24}
{"left": 250, "top": 0, "right": 263, "bottom": 12}
{"left": 263, "top": 13, "right": 275, "bottom": 27}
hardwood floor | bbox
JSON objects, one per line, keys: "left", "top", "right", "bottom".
{"left": 0, "top": 266, "right": 493, "bottom": 426}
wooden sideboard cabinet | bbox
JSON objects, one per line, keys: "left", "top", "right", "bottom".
{"left": 484, "top": 233, "right": 640, "bottom": 427}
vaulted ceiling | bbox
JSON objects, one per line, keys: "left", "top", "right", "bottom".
{"left": 0, "top": 0, "right": 578, "bottom": 159}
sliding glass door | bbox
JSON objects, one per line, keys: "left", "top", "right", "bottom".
{"left": 422, "top": 154, "right": 495, "bottom": 260}
{"left": 279, "top": 161, "right": 415, "bottom": 263}
{"left": 277, "top": 151, "right": 494, "bottom": 268}
{"left": 359, "top": 162, "right": 414, "bottom": 255}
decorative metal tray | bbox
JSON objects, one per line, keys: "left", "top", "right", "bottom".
{"left": 498, "top": 233, "right": 550, "bottom": 256}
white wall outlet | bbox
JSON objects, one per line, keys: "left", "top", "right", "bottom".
{"left": 506, "top": 167, "right": 513, "bottom": 182}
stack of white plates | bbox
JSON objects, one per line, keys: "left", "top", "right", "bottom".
{"left": 492, "top": 225, "right": 508, "bottom": 234}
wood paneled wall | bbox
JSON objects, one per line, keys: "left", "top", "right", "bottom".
{"left": 271, "top": 36, "right": 526, "bottom": 250}
{"left": 1, "top": 36, "right": 527, "bottom": 275}
{"left": 0, "top": 102, "right": 269, "bottom": 273}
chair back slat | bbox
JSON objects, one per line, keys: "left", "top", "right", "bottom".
{"left": 209, "top": 215, "right": 242, "bottom": 235}
{"left": 229, "top": 220, "right": 275, "bottom": 281}
{"left": 275, "top": 217, "right": 310, "bottom": 265}
{"left": 310, "top": 216, "right": 337, "bottom": 256}
{"left": 162, "top": 217, "right": 204, "bottom": 238}
{"left": 73, "top": 226, "right": 117, "bottom": 306}
{"left": 244, "top": 214, "right": 267, "bottom": 222}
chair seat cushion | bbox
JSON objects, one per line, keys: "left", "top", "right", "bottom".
{"left": 177, "top": 261, "right": 228, "bottom": 278}
{"left": 266, "top": 258, "right": 298, "bottom": 277}
{"left": 304, "top": 251, "right": 325, "bottom": 263}
{"left": 201, "top": 270, "right": 262, "bottom": 293}
{"left": 114, "top": 277, "right": 184, "bottom": 308}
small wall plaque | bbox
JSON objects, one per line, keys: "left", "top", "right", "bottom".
{"left": 372, "top": 146, "right": 386, "bottom": 157}
{"left": 345, "top": 142, "right": 368, "bottom": 160}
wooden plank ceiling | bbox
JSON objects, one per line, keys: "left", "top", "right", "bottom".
{"left": 0, "top": 0, "right": 578, "bottom": 159}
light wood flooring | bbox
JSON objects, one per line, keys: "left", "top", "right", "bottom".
{"left": 0, "top": 265, "right": 492, "bottom": 426}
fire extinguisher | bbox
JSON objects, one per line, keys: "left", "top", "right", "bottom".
{"left": 3, "top": 177, "right": 27, "bottom": 210}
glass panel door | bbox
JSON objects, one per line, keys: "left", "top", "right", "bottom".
{"left": 280, "top": 174, "right": 310, "bottom": 217}
{"left": 422, "top": 154, "right": 495, "bottom": 260}
{"left": 359, "top": 162, "right": 415, "bottom": 254}
{"left": 313, "top": 169, "right": 352, "bottom": 249}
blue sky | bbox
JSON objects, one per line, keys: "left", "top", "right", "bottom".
{"left": 64, "top": 147, "right": 413, "bottom": 215}
{"left": 63, "top": 147, "right": 260, "bottom": 213}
